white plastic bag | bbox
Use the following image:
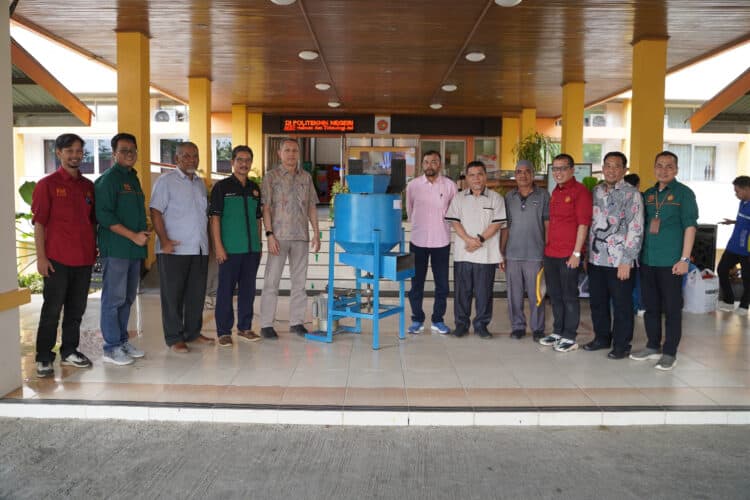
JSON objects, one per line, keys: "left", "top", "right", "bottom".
{"left": 683, "top": 268, "right": 719, "bottom": 314}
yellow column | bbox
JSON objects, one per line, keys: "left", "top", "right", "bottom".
{"left": 189, "top": 77, "right": 212, "bottom": 185}
{"left": 116, "top": 31, "right": 152, "bottom": 266}
{"left": 630, "top": 38, "right": 667, "bottom": 187}
{"left": 231, "top": 103, "right": 248, "bottom": 152}
{"left": 247, "top": 112, "right": 264, "bottom": 177}
{"left": 621, "top": 98, "right": 632, "bottom": 160}
{"left": 561, "top": 82, "right": 584, "bottom": 160}
{"left": 520, "top": 108, "right": 537, "bottom": 140}
{"left": 500, "top": 116, "right": 520, "bottom": 170}
{"left": 739, "top": 139, "right": 750, "bottom": 176}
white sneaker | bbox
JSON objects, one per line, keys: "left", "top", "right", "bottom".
{"left": 102, "top": 347, "right": 134, "bottom": 366}
{"left": 735, "top": 307, "right": 748, "bottom": 316}
{"left": 553, "top": 338, "right": 579, "bottom": 352}
{"left": 718, "top": 301, "right": 736, "bottom": 312}
{"left": 539, "top": 333, "right": 561, "bottom": 346}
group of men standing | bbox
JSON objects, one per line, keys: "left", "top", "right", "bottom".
{"left": 31, "top": 130, "right": 704, "bottom": 378}
{"left": 32, "top": 134, "right": 317, "bottom": 377}
{"left": 406, "top": 149, "right": 699, "bottom": 371}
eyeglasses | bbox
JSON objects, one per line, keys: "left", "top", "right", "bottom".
{"left": 550, "top": 166, "right": 570, "bottom": 172}
{"left": 116, "top": 148, "right": 138, "bottom": 156}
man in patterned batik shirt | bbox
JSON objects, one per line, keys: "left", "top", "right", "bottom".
{"left": 584, "top": 152, "right": 643, "bottom": 359}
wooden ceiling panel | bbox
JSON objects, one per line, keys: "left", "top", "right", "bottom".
{"left": 12, "top": 0, "right": 750, "bottom": 117}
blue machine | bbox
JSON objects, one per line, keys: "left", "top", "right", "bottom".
{"left": 306, "top": 174, "right": 415, "bottom": 349}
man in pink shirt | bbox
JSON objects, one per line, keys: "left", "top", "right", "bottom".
{"left": 406, "top": 150, "right": 457, "bottom": 334}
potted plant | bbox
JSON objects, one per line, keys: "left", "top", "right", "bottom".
{"left": 513, "top": 132, "right": 558, "bottom": 172}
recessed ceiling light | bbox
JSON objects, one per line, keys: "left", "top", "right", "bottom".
{"left": 328, "top": 101, "right": 341, "bottom": 108}
{"left": 430, "top": 103, "right": 443, "bottom": 110}
{"left": 495, "top": 0, "right": 522, "bottom": 6}
{"left": 465, "top": 51, "right": 486, "bottom": 62}
{"left": 441, "top": 84, "right": 458, "bottom": 92}
{"left": 298, "top": 50, "right": 319, "bottom": 61}
{"left": 315, "top": 82, "right": 331, "bottom": 91}
{"left": 270, "top": 0, "right": 296, "bottom": 5}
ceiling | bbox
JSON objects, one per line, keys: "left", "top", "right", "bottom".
{"left": 11, "top": 0, "right": 750, "bottom": 118}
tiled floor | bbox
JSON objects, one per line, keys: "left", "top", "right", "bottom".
{"left": 4, "top": 292, "right": 750, "bottom": 416}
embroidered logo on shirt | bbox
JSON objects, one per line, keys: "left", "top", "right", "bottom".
{"left": 667, "top": 194, "right": 674, "bottom": 201}
{"left": 565, "top": 196, "right": 572, "bottom": 203}
{"left": 253, "top": 189, "right": 260, "bottom": 197}
{"left": 647, "top": 194, "right": 655, "bottom": 202}
{"left": 123, "top": 183, "right": 133, "bottom": 192}
{"left": 55, "top": 188, "right": 67, "bottom": 197}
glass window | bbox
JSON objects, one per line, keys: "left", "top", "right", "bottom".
{"left": 216, "top": 137, "right": 232, "bottom": 173}
{"left": 665, "top": 107, "right": 695, "bottom": 129}
{"left": 98, "top": 140, "right": 113, "bottom": 173}
{"left": 582, "top": 143, "right": 603, "bottom": 167}
{"left": 474, "top": 137, "right": 498, "bottom": 172}
{"left": 160, "top": 139, "right": 185, "bottom": 165}
{"left": 694, "top": 146, "right": 716, "bottom": 181}
{"left": 666, "top": 144, "right": 693, "bottom": 179}
{"left": 80, "top": 139, "right": 95, "bottom": 174}
{"left": 43, "top": 140, "right": 57, "bottom": 173}
{"left": 444, "top": 140, "right": 465, "bottom": 180}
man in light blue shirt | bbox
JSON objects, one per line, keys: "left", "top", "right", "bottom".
{"left": 150, "top": 142, "right": 212, "bottom": 352}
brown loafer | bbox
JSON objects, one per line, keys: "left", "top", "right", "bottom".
{"left": 189, "top": 334, "right": 215, "bottom": 344}
{"left": 237, "top": 330, "right": 261, "bottom": 342}
{"left": 170, "top": 341, "right": 189, "bottom": 353}
{"left": 218, "top": 335, "right": 233, "bottom": 347}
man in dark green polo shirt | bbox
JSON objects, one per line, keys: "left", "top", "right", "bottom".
{"left": 630, "top": 151, "right": 698, "bottom": 371}
{"left": 95, "top": 133, "right": 150, "bottom": 366}
{"left": 209, "top": 145, "right": 263, "bottom": 347}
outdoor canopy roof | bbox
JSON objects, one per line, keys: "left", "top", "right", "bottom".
{"left": 690, "top": 67, "right": 750, "bottom": 134}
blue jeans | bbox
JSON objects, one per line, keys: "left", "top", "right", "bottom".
{"left": 100, "top": 257, "right": 141, "bottom": 353}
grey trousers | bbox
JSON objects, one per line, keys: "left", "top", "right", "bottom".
{"left": 505, "top": 259, "right": 545, "bottom": 333}
{"left": 260, "top": 239, "right": 309, "bottom": 328}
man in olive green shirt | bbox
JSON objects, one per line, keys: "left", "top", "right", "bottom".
{"left": 95, "top": 133, "right": 150, "bottom": 366}
{"left": 630, "top": 151, "right": 698, "bottom": 371}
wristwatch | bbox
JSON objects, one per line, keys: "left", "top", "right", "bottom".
{"left": 572, "top": 251, "right": 581, "bottom": 258}
{"left": 680, "top": 257, "right": 690, "bottom": 263}
{"left": 265, "top": 231, "right": 274, "bottom": 237}
{"left": 477, "top": 234, "right": 486, "bottom": 244}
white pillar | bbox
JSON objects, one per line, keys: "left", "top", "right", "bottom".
{"left": 0, "top": 5, "right": 24, "bottom": 396}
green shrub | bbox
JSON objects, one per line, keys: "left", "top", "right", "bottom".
{"left": 18, "top": 273, "right": 44, "bottom": 294}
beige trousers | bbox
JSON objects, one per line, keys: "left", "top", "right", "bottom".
{"left": 260, "top": 239, "right": 309, "bottom": 328}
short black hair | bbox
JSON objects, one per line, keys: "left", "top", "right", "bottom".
{"left": 623, "top": 173, "right": 640, "bottom": 188}
{"left": 465, "top": 160, "right": 486, "bottom": 174}
{"left": 603, "top": 151, "right": 628, "bottom": 169}
{"left": 422, "top": 150, "right": 441, "bottom": 162}
{"left": 552, "top": 153, "right": 575, "bottom": 169}
{"left": 733, "top": 176, "right": 750, "bottom": 189}
{"left": 111, "top": 133, "right": 137, "bottom": 152}
{"left": 655, "top": 150, "right": 679, "bottom": 166}
{"left": 232, "top": 145, "right": 253, "bottom": 161}
{"left": 55, "top": 133, "right": 84, "bottom": 151}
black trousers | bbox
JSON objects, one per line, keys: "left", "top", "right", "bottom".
{"left": 157, "top": 253, "right": 209, "bottom": 346}
{"left": 588, "top": 263, "right": 635, "bottom": 351}
{"left": 543, "top": 256, "right": 581, "bottom": 340}
{"left": 640, "top": 263, "right": 683, "bottom": 356}
{"left": 35, "top": 260, "right": 92, "bottom": 362}
{"left": 454, "top": 261, "right": 496, "bottom": 330}
{"left": 408, "top": 243, "right": 450, "bottom": 324}
{"left": 717, "top": 250, "right": 750, "bottom": 308}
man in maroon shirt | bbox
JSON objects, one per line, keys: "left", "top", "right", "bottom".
{"left": 539, "top": 153, "right": 593, "bottom": 352}
{"left": 31, "top": 134, "right": 97, "bottom": 377}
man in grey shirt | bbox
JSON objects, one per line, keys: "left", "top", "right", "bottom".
{"left": 500, "top": 160, "right": 549, "bottom": 341}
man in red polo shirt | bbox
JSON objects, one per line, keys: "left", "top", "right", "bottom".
{"left": 31, "top": 133, "right": 97, "bottom": 377}
{"left": 539, "top": 153, "right": 593, "bottom": 352}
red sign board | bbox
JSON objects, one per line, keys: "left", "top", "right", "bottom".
{"left": 282, "top": 118, "right": 355, "bottom": 133}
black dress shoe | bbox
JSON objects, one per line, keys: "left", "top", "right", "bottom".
{"left": 510, "top": 330, "right": 525, "bottom": 339}
{"left": 532, "top": 331, "right": 545, "bottom": 342}
{"left": 583, "top": 340, "right": 610, "bottom": 351}
{"left": 290, "top": 324, "right": 308, "bottom": 337}
{"left": 453, "top": 325, "right": 469, "bottom": 337}
{"left": 475, "top": 328, "right": 493, "bottom": 339}
{"left": 260, "top": 327, "right": 279, "bottom": 339}
{"left": 607, "top": 349, "right": 630, "bottom": 360}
